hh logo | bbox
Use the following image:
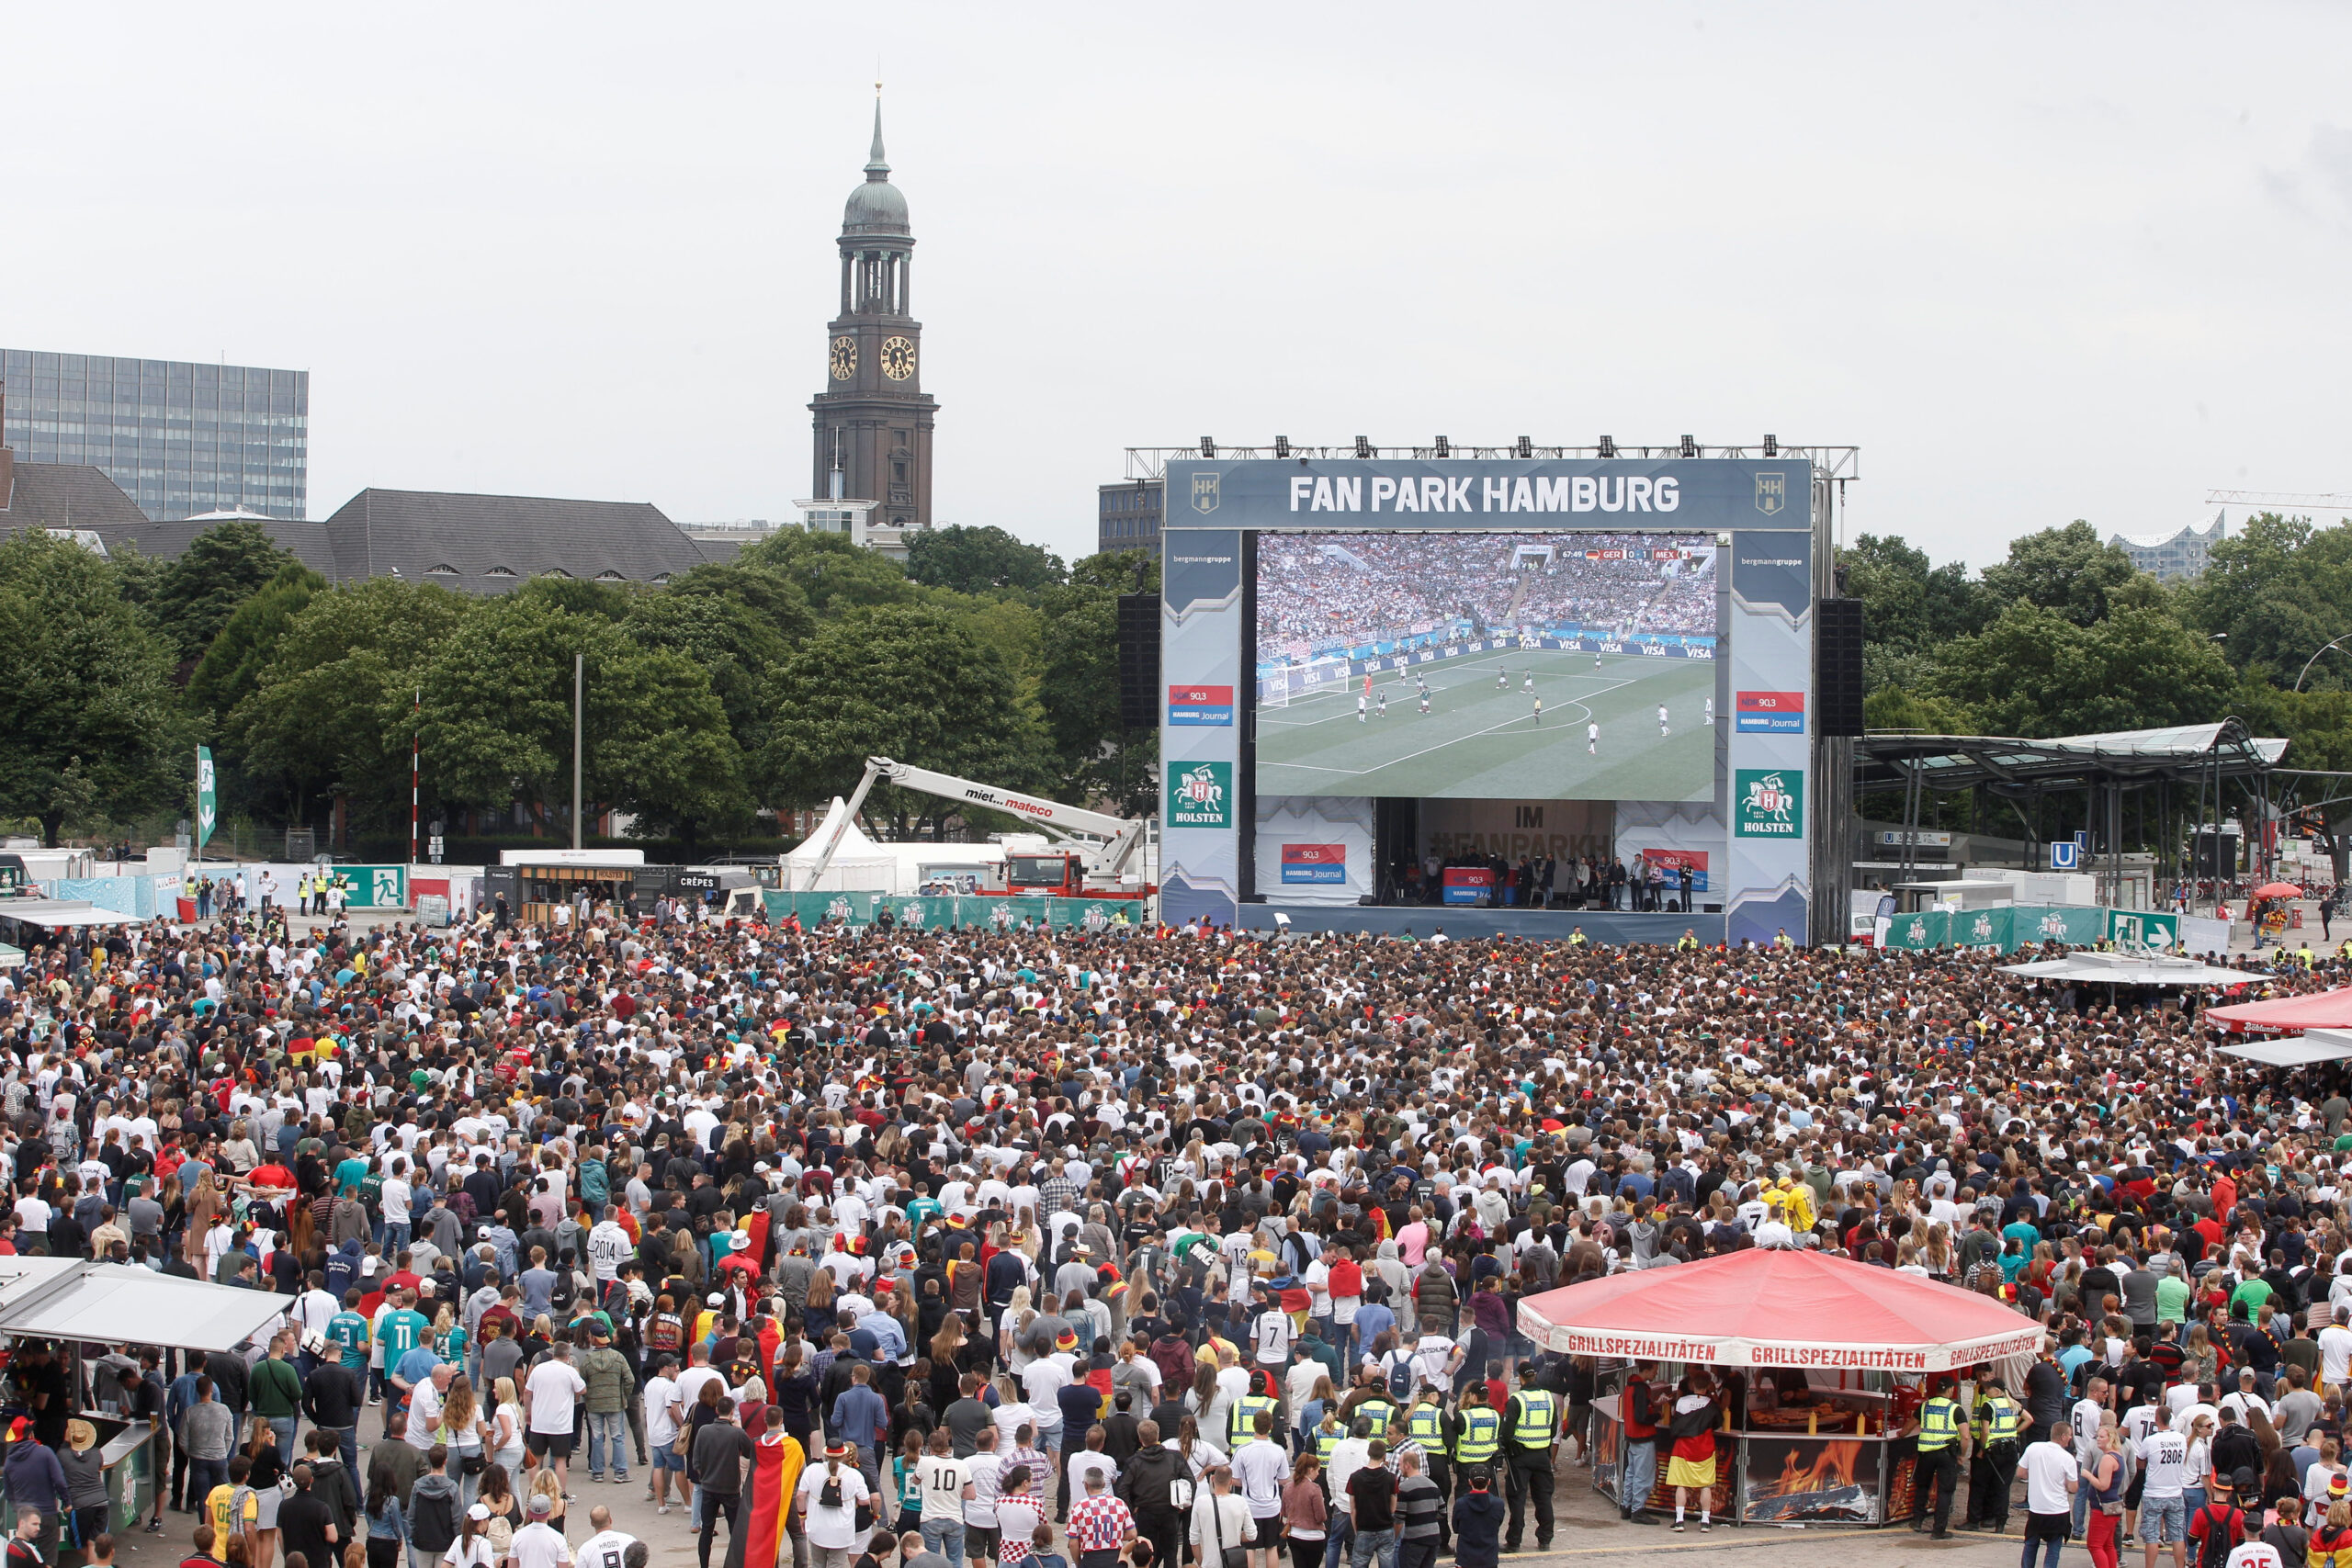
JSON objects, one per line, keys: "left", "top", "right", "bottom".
{"left": 1190, "top": 472, "right": 1221, "bottom": 514}
{"left": 1755, "top": 471, "right": 1786, "bottom": 515}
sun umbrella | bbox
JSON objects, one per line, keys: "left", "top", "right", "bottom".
{"left": 2251, "top": 882, "right": 2305, "bottom": 899}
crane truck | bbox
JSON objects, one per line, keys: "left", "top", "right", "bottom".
{"left": 800, "top": 756, "right": 1154, "bottom": 900}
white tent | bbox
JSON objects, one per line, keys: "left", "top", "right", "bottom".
{"left": 783, "top": 797, "right": 899, "bottom": 892}
{"left": 2001, "top": 951, "right": 2249, "bottom": 987}
{"left": 2217, "top": 1030, "right": 2352, "bottom": 1067}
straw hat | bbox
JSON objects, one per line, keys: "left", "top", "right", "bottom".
{"left": 64, "top": 1420, "right": 96, "bottom": 1452}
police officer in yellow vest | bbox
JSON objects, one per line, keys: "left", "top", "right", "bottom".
{"left": 1406, "top": 1387, "right": 1452, "bottom": 1547}
{"left": 1908, "top": 1375, "right": 1968, "bottom": 1540}
{"left": 1501, "top": 1381, "right": 1560, "bottom": 1551}
{"left": 1968, "top": 1372, "right": 2022, "bottom": 1533}
{"left": 1313, "top": 1409, "right": 1346, "bottom": 1467}
{"left": 1453, "top": 1383, "right": 1502, "bottom": 1477}
{"left": 1349, "top": 1390, "right": 1399, "bottom": 1442}
{"left": 1229, "top": 1388, "right": 1283, "bottom": 1454}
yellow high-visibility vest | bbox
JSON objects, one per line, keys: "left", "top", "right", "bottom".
{"left": 1453, "top": 1407, "right": 1500, "bottom": 1463}
{"left": 1510, "top": 1391, "right": 1557, "bottom": 1448}
{"left": 1917, "top": 1396, "right": 1962, "bottom": 1452}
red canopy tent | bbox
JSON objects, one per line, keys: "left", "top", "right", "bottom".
{"left": 1516, "top": 1247, "right": 2042, "bottom": 1373}
{"left": 2205, "top": 987, "right": 2352, "bottom": 1036}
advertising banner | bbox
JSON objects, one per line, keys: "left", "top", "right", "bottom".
{"left": 1733, "top": 769, "right": 1805, "bottom": 839}
{"left": 1642, "top": 848, "right": 1710, "bottom": 892}
{"left": 1881, "top": 910, "right": 1950, "bottom": 951}
{"left": 1159, "top": 525, "right": 1244, "bottom": 927}
{"left": 1167, "top": 684, "right": 1234, "bottom": 726}
{"left": 1736, "top": 691, "right": 1805, "bottom": 733}
{"left": 1166, "top": 761, "right": 1233, "bottom": 829}
{"left": 1442, "top": 867, "right": 1496, "bottom": 905}
{"left": 1279, "top": 844, "right": 1347, "bottom": 885}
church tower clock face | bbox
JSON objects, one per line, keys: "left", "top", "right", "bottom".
{"left": 880, "top": 335, "right": 916, "bottom": 381}
{"left": 829, "top": 336, "right": 856, "bottom": 380}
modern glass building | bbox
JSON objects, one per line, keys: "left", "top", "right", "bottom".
{"left": 0, "top": 349, "right": 308, "bottom": 521}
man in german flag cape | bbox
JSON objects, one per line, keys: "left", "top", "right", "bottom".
{"left": 725, "top": 1409, "right": 804, "bottom": 1568}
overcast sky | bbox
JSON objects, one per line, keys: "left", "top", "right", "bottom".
{"left": 9, "top": 4, "right": 2350, "bottom": 569}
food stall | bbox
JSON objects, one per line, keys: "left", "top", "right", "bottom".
{"left": 499, "top": 849, "right": 645, "bottom": 926}
{"left": 1518, "top": 1249, "right": 2042, "bottom": 1527}
{"left": 0, "top": 1259, "right": 294, "bottom": 1543}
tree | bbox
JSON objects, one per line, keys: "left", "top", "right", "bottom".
{"left": 1976, "top": 521, "right": 2143, "bottom": 627}
{"left": 186, "top": 562, "right": 326, "bottom": 720}
{"left": 2178, "top": 513, "right": 2352, "bottom": 688}
{"left": 734, "top": 529, "right": 917, "bottom": 618}
{"left": 147, "top": 520, "right": 301, "bottom": 662}
{"left": 1839, "top": 533, "right": 1992, "bottom": 694}
{"left": 231, "top": 579, "right": 475, "bottom": 830}
{"left": 418, "top": 595, "right": 744, "bottom": 842}
{"left": 664, "top": 557, "right": 817, "bottom": 649}
{"left": 760, "top": 604, "right": 1048, "bottom": 837}
{"left": 905, "top": 525, "right": 1066, "bottom": 592}
{"left": 0, "top": 533, "right": 191, "bottom": 843}
{"left": 1928, "top": 602, "right": 2235, "bottom": 737}
{"left": 623, "top": 587, "right": 797, "bottom": 761}
{"left": 2233, "top": 682, "right": 2352, "bottom": 884}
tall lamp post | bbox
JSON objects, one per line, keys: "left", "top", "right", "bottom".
{"left": 2296, "top": 634, "right": 2352, "bottom": 691}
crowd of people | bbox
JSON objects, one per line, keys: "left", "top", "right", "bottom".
{"left": 5, "top": 897, "right": 2352, "bottom": 1568}
{"left": 1256, "top": 536, "right": 1712, "bottom": 659}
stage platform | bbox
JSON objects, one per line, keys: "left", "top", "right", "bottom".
{"left": 1238, "top": 902, "right": 1727, "bottom": 943}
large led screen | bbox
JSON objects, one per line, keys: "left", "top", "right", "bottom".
{"left": 1254, "top": 531, "right": 1717, "bottom": 802}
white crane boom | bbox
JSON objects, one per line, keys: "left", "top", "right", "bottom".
{"left": 801, "top": 755, "right": 1149, "bottom": 889}
{"left": 2205, "top": 490, "right": 2352, "bottom": 513}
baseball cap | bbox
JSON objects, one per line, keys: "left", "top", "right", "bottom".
{"left": 527, "top": 1495, "right": 553, "bottom": 1517}
{"left": 468, "top": 1505, "right": 492, "bottom": 1522}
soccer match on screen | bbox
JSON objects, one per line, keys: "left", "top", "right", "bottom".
{"left": 1253, "top": 532, "right": 1719, "bottom": 801}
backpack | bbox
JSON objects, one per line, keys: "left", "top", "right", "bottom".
{"left": 2191, "top": 1503, "right": 2242, "bottom": 1568}
{"left": 1385, "top": 1349, "right": 1415, "bottom": 1402}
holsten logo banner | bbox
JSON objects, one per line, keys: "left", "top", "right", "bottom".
{"left": 1167, "top": 761, "right": 1233, "bottom": 829}
{"left": 1734, "top": 769, "right": 1805, "bottom": 838}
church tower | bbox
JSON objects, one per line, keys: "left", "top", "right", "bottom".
{"left": 809, "top": 96, "right": 935, "bottom": 530}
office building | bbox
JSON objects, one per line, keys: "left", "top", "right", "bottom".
{"left": 0, "top": 348, "right": 308, "bottom": 521}
{"left": 1099, "top": 479, "right": 1162, "bottom": 554}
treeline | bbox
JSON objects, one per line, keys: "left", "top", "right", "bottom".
{"left": 0, "top": 518, "right": 1156, "bottom": 851}
{"left": 1847, "top": 514, "right": 2352, "bottom": 841}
